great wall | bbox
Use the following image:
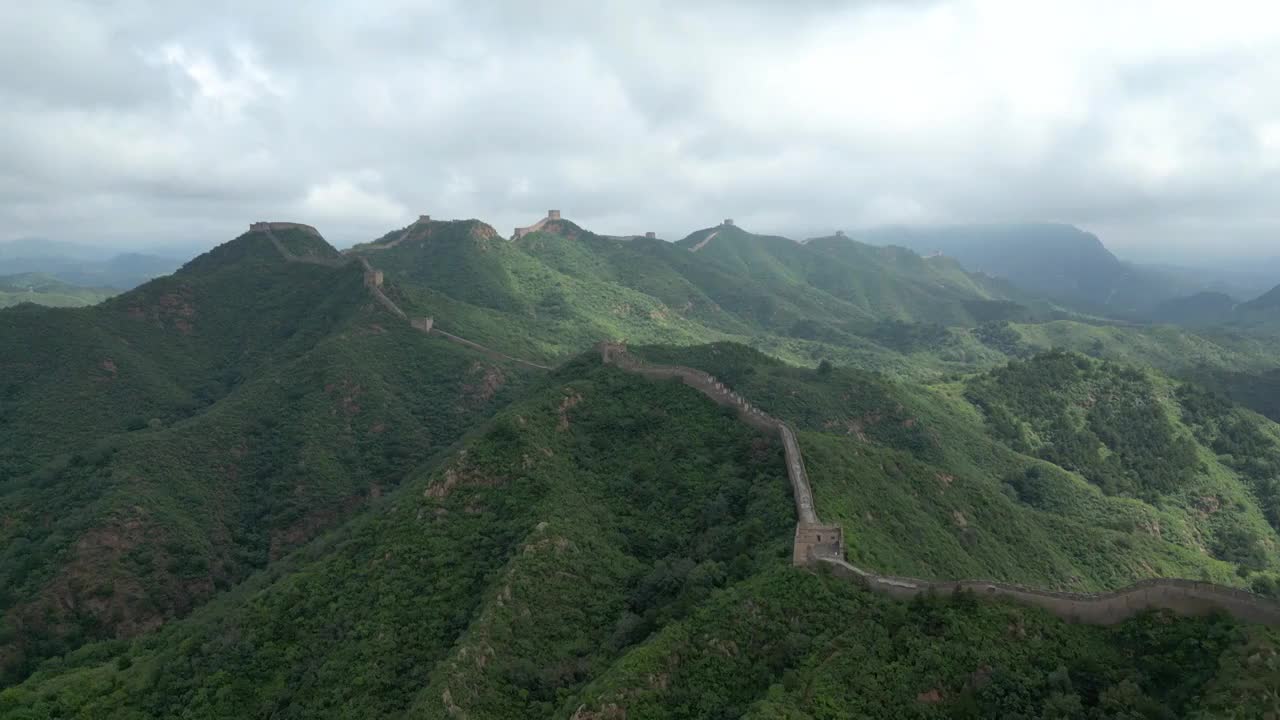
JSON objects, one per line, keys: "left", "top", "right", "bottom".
{"left": 254, "top": 221, "right": 549, "bottom": 370}
{"left": 596, "top": 342, "right": 1280, "bottom": 627}
{"left": 252, "top": 218, "right": 1280, "bottom": 627}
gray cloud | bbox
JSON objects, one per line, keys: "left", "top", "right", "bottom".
{"left": 0, "top": 0, "right": 1278, "bottom": 259}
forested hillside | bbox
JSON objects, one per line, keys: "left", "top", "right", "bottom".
{"left": 0, "top": 227, "right": 536, "bottom": 683}
{"left": 3, "top": 216, "right": 1280, "bottom": 718}
{"left": 352, "top": 217, "right": 1071, "bottom": 375}
{"left": 356, "top": 216, "right": 1280, "bottom": 398}
{"left": 635, "top": 343, "right": 1280, "bottom": 595}
{"left": 3, "top": 353, "right": 1277, "bottom": 719}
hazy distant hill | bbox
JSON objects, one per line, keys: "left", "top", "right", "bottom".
{"left": 0, "top": 238, "right": 181, "bottom": 290}
{"left": 0, "top": 273, "right": 116, "bottom": 308}
{"left": 1147, "top": 291, "right": 1240, "bottom": 326}
{"left": 853, "top": 223, "right": 1227, "bottom": 315}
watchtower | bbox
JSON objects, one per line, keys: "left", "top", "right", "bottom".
{"left": 645, "top": 231, "right": 656, "bottom": 239}
{"left": 835, "top": 230, "right": 846, "bottom": 238}
{"left": 723, "top": 218, "right": 734, "bottom": 226}
{"left": 418, "top": 214, "right": 431, "bottom": 223}
{"left": 792, "top": 523, "right": 844, "bottom": 566}
{"left": 548, "top": 210, "right": 561, "bottom": 220}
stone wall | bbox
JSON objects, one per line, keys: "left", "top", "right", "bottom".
{"left": 250, "top": 221, "right": 321, "bottom": 236}
{"left": 514, "top": 210, "right": 562, "bottom": 239}
{"left": 598, "top": 342, "right": 1280, "bottom": 627}
{"left": 793, "top": 523, "right": 844, "bottom": 565}
{"left": 599, "top": 342, "right": 819, "bottom": 530}
{"left": 821, "top": 558, "right": 1280, "bottom": 626}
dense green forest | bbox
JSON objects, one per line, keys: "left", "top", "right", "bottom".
{"left": 0, "top": 230, "right": 536, "bottom": 683}
{"left": 2, "top": 216, "right": 1280, "bottom": 717}
{"left": 4, "top": 358, "right": 1278, "bottom": 719}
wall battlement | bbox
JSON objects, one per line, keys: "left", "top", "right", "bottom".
{"left": 794, "top": 523, "right": 844, "bottom": 565}
{"left": 250, "top": 221, "right": 321, "bottom": 236}
{"left": 598, "top": 342, "right": 1280, "bottom": 627}
{"left": 514, "top": 210, "right": 565, "bottom": 239}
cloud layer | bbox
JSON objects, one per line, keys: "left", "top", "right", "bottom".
{"left": 2, "top": 0, "right": 1278, "bottom": 259}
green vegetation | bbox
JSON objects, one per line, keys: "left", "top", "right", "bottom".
{"left": 634, "top": 343, "right": 1280, "bottom": 590}
{"left": 0, "top": 359, "right": 794, "bottom": 717}
{"left": 352, "top": 219, "right": 1070, "bottom": 375}
{"left": 4, "top": 215, "right": 1280, "bottom": 717}
{"left": 967, "top": 351, "right": 1198, "bottom": 499}
{"left": 0, "top": 273, "right": 117, "bottom": 308}
{"left": 0, "top": 231, "right": 536, "bottom": 683}
{"left": 573, "top": 570, "right": 1279, "bottom": 720}
{"left": 5, "top": 358, "right": 1278, "bottom": 719}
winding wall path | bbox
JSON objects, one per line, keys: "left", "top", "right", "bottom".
{"left": 262, "top": 223, "right": 1280, "bottom": 627}
{"left": 598, "top": 343, "right": 1280, "bottom": 627}
{"left": 262, "top": 226, "right": 550, "bottom": 369}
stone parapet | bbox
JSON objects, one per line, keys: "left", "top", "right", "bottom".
{"left": 250, "top": 221, "right": 321, "bottom": 236}
{"left": 597, "top": 341, "right": 1280, "bottom": 627}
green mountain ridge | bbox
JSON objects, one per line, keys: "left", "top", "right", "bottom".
{"left": 0, "top": 273, "right": 117, "bottom": 309}
{"left": 5, "top": 347, "right": 1279, "bottom": 718}
{"left": 0, "top": 226, "right": 537, "bottom": 683}
{"left": 854, "top": 223, "right": 1258, "bottom": 317}
{"left": 3, "top": 215, "right": 1280, "bottom": 717}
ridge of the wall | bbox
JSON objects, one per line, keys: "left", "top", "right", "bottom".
{"left": 597, "top": 342, "right": 1280, "bottom": 627}
{"left": 260, "top": 226, "right": 346, "bottom": 268}
{"left": 263, "top": 223, "right": 551, "bottom": 370}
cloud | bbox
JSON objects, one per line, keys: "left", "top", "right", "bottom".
{"left": 299, "top": 174, "right": 407, "bottom": 227}
{"left": 0, "top": 0, "right": 1278, "bottom": 259}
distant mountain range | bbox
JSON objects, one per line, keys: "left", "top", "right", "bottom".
{"left": 0, "top": 237, "right": 183, "bottom": 291}
{"left": 0, "top": 272, "right": 117, "bottom": 308}
{"left": 3, "top": 218, "right": 1279, "bottom": 716}
{"left": 854, "top": 223, "right": 1276, "bottom": 316}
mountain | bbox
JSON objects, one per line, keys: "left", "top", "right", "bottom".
{"left": 0, "top": 224, "right": 536, "bottom": 683}
{"left": 3, "top": 214, "right": 1280, "bottom": 716}
{"left": 1242, "top": 283, "right": 1280, "bottom": 312}
{"left": 853, "top": 223, "right": 1230, "bottom": 316}
{"left": 353, "top": 214, "right": 1280, "bottom": 403}
{"left": 3, "top": 344, "right": 1277, "bottom": 718}
{"left": 1147, "top": 291, "right": 1240, "bottom": 326}
{"left": 1149, "top": 282, "right": 1280, "bottom": 328}
{"left": 350, "top": 215, "right": 1088, "bottom": 379}
{"left": 633, "top": 343, "right": 1280, "bottom": 590}
{"left": 0, "top": 273, "right": 117, "bottom": 308}
{"left": 0, "top": 238, "right": 182, "bottom": 290}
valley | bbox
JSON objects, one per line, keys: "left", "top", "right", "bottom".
{"left": 2, "top": 214, "right": 1279, "bottom": 718}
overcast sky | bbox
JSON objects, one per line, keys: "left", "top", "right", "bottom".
{"left": 2, "top": 0, "right": 1278, "bottom": 261}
